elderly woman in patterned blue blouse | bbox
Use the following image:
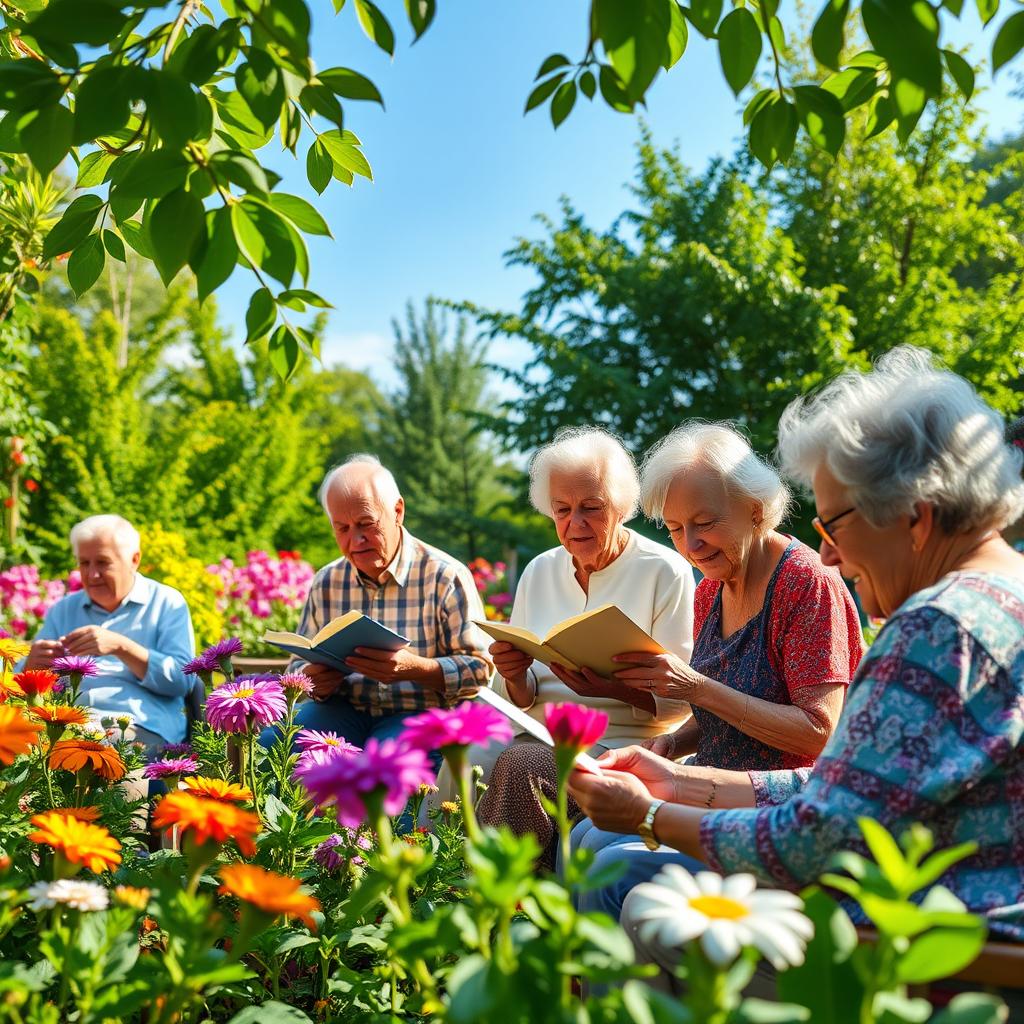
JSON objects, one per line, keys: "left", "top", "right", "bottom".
{"left": 568, "top": 346, "right": 1024, "bottom": 972}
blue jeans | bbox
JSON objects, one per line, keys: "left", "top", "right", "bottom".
{"left": 570, "top": 822, "right": 706, "bottom": 920}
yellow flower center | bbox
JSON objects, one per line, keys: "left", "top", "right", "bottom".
{"left": 688, "top": 895, "right": 749, "bottom": 920}
{"left": 323, "top": 737, "right": 340, "bottom": 745}
{"left": 233, "top": 688, "right": 256, "bottom": 699}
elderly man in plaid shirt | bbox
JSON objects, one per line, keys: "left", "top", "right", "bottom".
{"left": 286, "top": 454, "right": 493, "bottom": 764}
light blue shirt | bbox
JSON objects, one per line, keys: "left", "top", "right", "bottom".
{"left": 29, "top": 573, "right": 195, "bottom": 743}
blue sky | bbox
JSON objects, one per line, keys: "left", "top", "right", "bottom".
{"left": 213, "top": 1, "right": 1023, "bottom": 388}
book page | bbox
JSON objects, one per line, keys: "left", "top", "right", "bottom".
{"left": 312, "top": 609, "right": 364, "bottom": 646}
{"left": 473, "top": 620, "right": 580, "bottom": 672}
{"left": 546, "top": 605, "right": 665, "bottom": 678}
{"left": 262, "top": 630, "right": 311, "bottom": 648}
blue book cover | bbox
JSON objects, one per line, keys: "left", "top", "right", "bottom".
{"left": 263, "top": 611, "right": 409, "bottom": 675}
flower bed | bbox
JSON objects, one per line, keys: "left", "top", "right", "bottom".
{"left": 0, "top": 636, "right": 1006, "bottom": 1023}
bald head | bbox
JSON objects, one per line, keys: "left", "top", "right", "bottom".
{"left": 319, "top": 456, "right": 405, "bottom": 577}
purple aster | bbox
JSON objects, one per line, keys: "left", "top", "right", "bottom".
{"left": 291, "top": 743, "right": 361, "bottom": 788}
{"left": 204, "top": 675, "right": 286, "bottom": 733}
{"left": 400, "top": 702, "right": 513, "bottom": 754}
{"left": 296, "top": 737, "right": 436, "bottom": 827}
{"left": 158, "top": 742, "right": 193, "bottom": 758}
{"left": 204, "top": 637, "right": 244, "bottom": 661}
{"left": 50, "top": 656, "right": 98, "bottom": 678}
{"left": 143, "top": 756, "right": 200, "bottom": 780}
{"left": 295, "top": 729, "right": 362, "bottom": 755}
{"left": 183, "top": 651, "right": 217, "bottom": 676}
{"left": 313, "top": 834, "right": 348, "bottom": 872}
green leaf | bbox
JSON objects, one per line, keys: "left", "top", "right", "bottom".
{"left": 266, "top": 194, "right": 332, "bottom": 237}
{"left": 245, "top": 288, "right": 277, "bottom": 342}
{"left": 148, "top": 187, "right": 206, "bottom": 285}
{"left": 226, "top": 1001, "right": 312, "bottom": 1024}
{"left": 579, "top": 70, "right": 597, "bottom": 99}
{"left": 687, "top": 0, "right": 722, "bottom": 38}
{"left": 864, "top": 91, "right": 894, "bottom": 138}
{"left": 354, "top": 0, "right": 395, "bottom": 55}
{"left": 822, "top": 67, "right": 879, "bottom": 112}
{"left": 857, "top": 818, "right": 908, "bottom": 885}
{"left": 102, "top": 229, "right": 126, "bottom": 263}
{"left": 28, "top": 0, "right": 129, "bottom": 46}
{"left": 594, "top": 0, "right": 673, "bottom": 103}
{"left": 114, "top": 150, "right": 191, "bottom": 200}
{"left": 299, "top": 83, "right": 344, "bottom": 129}
{"left": 279, "top": 288, "right": 332, "bottom": 309}
{"left": 306, "top": 139, "right": 332, "bottom": 194}
{"left": 744, "top": 87, "right": 776, "bottom": 125}
{"left": 118, "top": 218, "right": 154, "bottom": 260}
{"left": 748, "top": 94, "right": 798, "bottom": 168}
{"left": 793, "top": 85, "right": 846, "bottom": 155}
{"left": 598, "top": 63, "right": 634, "bottom": 111}
{"left": 812, "top": 0, "right": 850, "bottom": 70}
{"left": 992, "top": 10, "right": 1024, "bottom": 73}
{"left": 871, "top": 992, "right": 933, "bottom": 1023}
{"left": 231, "top": 199, "right": 298, "bottom": 286}
{"left": 267, "top": 324, "right": 302, "bottom": 381}
{"left": 536, "top": 54, "right": 571, "bottom": 80}
{"left": 73, "top": 66, "right": 133, "bottom": 144}
{"left": 525, "top": 72, "right": 567, "bottom": 113}
{"left": 930, "top": 993, "right": 1010, "bottom": 1024}
{"left": 144, "top": 70, "right": 200, "bottom": 147}
{"left": 20, "top": 105, "right": 72, "bottom": 176}
{"left": 320, "top": 129, "right": 373, "bottom": 182}
{"left": 718, "top": 8, "right": 762, "bottom": 96}
{"left": 194, "top": 205, "right": 236, "bottom": 301}
{"left": 317, "top": 67, "right": 383, "bottom": 105}
{"left": 734, "top": 1000, "right": 811, "bottom": 1023}
{"left": 208, "top": 151, "right": 270, "bottom": 195}
{"left": 76, "top": 150, "right": 115, "bottom": 189}
{"left": 404, "top": 0, "right": 435, "bottom": 40}
{"left": 942, "top": 0, "right": 965, "bottom": 14}
{"left": 167, "top": 22, "right": 241, "bottom": 86}
{"left": 666, "top": 2, "right": 688, "bottom": 68}
{"left": 0, "top": 60, "right": 65, "bottom": 113}
{"left": 892, "top": 77, "right": 926, "bottom": 142}
{"left": 212, "top": 88, "right": 274, "bottom": 149}
{"left": 976, "top": 0, "right": 999, "bottom": 27}
{"left": 910, "top": 841, "right": 977, "bottom": 893}
{"left": 550, "top": 80, "right": 577, "bottom": 128}
{"left": 862, "top": 0, "right": 942, "bottom": 97}
{"left": 67, "top": 233, "right": 105, "bottom": 298}
{"left": 942, "top": 49, "right": 975, "bottom": 100}
{"left": 896, "top": 923, "right": 987, "bottom": 984}
{"left": 236, "top": 50, "right": 285, "bottom": 130}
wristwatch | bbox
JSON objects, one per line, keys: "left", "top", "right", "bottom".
{"left": 637, "top": 798, "right": 665, "bottom": 851}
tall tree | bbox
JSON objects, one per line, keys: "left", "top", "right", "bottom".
{"left": 374, "top": 301, "right": 520, "bottom": 561}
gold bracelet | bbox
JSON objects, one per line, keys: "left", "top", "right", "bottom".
{"left": 704, "top": 779, "right": 717, "bottom": 808}
{"left": 738, "top": 693, "right": 751, "bottom": 732}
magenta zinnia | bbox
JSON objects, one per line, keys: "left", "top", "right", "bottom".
{"left": 291, "top": 743, "right": 361, "bottom": 788}
{"left": 204, "top": 675, "right": 286, "bottom": 732}
{"left": 296, "top": 737, "right": 435, "bottom": 827}
{"left": 50, "top": 656, "right": 98, "bottom": 678}
{"left": 544, "top": 703, "right": 608, "bottom": 754}
{"left": 143, "top": 756, "right": 200, "bottom": 780}
{"left": 400, "top": 703, "right": 513, "bottom": 753}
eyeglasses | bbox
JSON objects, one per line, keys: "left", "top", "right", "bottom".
{"left": 812, "top": 507, "right": 856, "bottom": 546}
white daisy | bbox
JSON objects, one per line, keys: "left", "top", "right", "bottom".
{"left": 624, "top": 864, "right": 814, "bottom": 970}
{"left": 27, "top": 879, "right": 109, "bottom": 913}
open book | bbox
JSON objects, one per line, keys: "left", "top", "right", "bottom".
{"left": 263, "top": 611, "right": 409, "bottom": 674}
{"left": 474, "top": 604, "right": 665, "bottom": 678}
{"left": 474, "top": 686, "right": 603, "bottom": 775}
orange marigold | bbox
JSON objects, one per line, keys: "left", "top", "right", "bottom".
{"left": 49, "top": 739, "right": 125, "bottom": 781}
{"left": 151, "top": 792, "right": 260, "bottom": 856}
{"left": 182, "top": 776, "right": 253, "bottom": 803}
{"left": 219, "top": 863, "right": 320, "bottom": 929}
{"left": 30, "top": 704, "right": 90, "bottom": 726}
{"left": 49, "top": 805, "right": 100, "bottom": 822}
{"left": 12, "top": 669, "right": 58, "bottom": 698}
{"left": 0, "top": 704, "right": 44, "bottom": 764}
{"left": 29, "top": 810, "right": 122, "bottom": 873}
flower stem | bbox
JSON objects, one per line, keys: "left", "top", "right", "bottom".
{"left": 449, "top": 747, "right": 482, "bottom": 848}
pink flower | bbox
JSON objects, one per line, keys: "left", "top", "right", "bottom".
{"left": 280, "top": 672, "right": 313, "bottom": 695}
{"left": 544, "top": 703, "right": 608, "bottom": 754}
{"left": 51, "top": 655, "right": 98, "bottom": 678}
{"left": 296, "top": 738, "right": 435, "bottom": 827}
{"left": 400, "top": 703, "right": 513, "bottom": 753}
{"left": 296, "top": 729, "right": 362, "bottom": 755}
{"left": 291, "top": 742, "right": 362, "bottom": 787}
{"left": 143, "top": 756, "right": 200, "bottom": 779}
{"left": 205, "top": 675, "right": 286, "bottom": 733}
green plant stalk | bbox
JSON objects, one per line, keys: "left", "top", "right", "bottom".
{"left": 446, "top": 745, "right": 482, "bottom": 847}
{"left": 553, "top": 749, "right": 575, "bottom": 1010}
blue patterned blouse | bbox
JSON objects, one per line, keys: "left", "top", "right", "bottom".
{"left": 700, "top": 572, "right": 1024, "bottom": 941}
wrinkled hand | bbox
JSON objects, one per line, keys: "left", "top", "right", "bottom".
{"left": 568, "top": 766, "right": 654, "bottom": 834}
{"left": 550, "top": 662, "right": 615, "bottom": 699}
{"left": 24, "top": 639, "right": 64, "bottom": 670}
{"left": 489, "top": 641, "right": 534, "bottom": 687}
{"left": 594, "top": 745, "right": 682, "bottom": 802}
{"left": 345, "top": 646, "right": 436, "bottom": 684}
{"left": 613, "top": 651, "right": 703, "bottom": 702}
{"left": 302, "top": 663, "right": 346, "bottom": 701}
{"left": 61, "top": 626, "right": 124, "bottom": 658}
{"left": 641, "top": 732, "right": 678, "bottom": 760}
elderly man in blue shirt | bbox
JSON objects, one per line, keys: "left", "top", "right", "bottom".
{"left": 22, "top": 514, "right": 195, "bottom": 755}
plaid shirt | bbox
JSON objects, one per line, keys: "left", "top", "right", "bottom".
{"left": 291, "top": 528, "right": 493, "bottom": 714}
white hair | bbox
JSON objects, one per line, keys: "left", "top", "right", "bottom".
{"left": 777, "top": 345, "right": 1024, "bottom": 532}
{"left": 69, "top": 515, "right": 140, "bottom": 558}
{"left": 641, "top": 422, "right": 792, "bottom": 529}
{"left": 318, "top": 454, "right": 402, "bottom": 514}
{"left": 529, "top": 427, "right": 640, "bottom": 521}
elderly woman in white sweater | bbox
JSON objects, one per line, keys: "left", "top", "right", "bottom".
{"left": 473, "top": 426, "right": 696, "bottom": 868}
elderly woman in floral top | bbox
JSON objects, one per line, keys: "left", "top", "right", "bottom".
{"left": 569, "top": 346, "right": 1024, "bottom": 969}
